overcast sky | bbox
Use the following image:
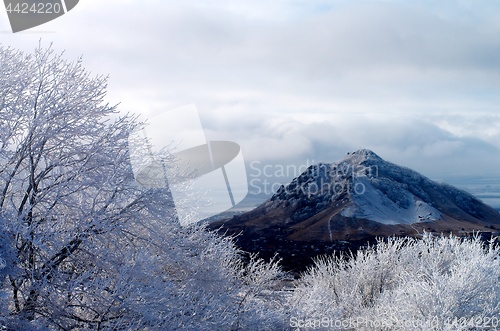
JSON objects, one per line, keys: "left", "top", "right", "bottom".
{"left": 2, "top": 0, "right": 500, "bottom": 188}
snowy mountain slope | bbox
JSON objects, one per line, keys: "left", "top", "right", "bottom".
{"left": 210, "top": 149, "right": 500, "bottom": 243}
{"left": 340, "top": 176, "right": 442, "bottom": 225}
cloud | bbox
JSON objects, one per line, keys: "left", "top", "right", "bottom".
{"left": 203, "top": 109, "right": 500, "bottom": 180}
{"left": 2, "top": 0, "right": 500, "bottom": 184}
{"left": 7, "top": 0, "right": 498, "bottom": 114}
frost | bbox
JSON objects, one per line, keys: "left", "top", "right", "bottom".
{"left": 0, "top": 44, "right": 288, "bottom": 331}
{"left": 290, "top": 234, "right": 500, "bottom": 331}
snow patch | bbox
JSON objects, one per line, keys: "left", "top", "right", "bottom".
{"left": 340, "top": 177, "right": 441, "bottom": 225}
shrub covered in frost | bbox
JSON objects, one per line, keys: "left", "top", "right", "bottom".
{"left": 290, "top": 233, "right": 500, "bottom": 331}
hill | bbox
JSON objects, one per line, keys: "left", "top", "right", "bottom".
{"left": 209, "top": 149, "right": 500, "bottom": 271}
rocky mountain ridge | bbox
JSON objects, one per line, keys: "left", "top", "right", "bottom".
{"left": 209, "top": 150, "right": 500, "bottom": 271}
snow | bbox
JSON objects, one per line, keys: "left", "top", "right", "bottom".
{"left": 341, "top": 177, "right": 442, "bottom": 224}
{"left": 267, "top": 149, "right": 495, "bottom": 226}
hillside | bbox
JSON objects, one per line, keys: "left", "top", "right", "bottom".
{"left": 209, "top": 149, "right": 500, "bottom": 271}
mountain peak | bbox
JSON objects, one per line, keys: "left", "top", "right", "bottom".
{"left": 211, "top": 150, "right": 500, "bottom": 243}
{"left": 210, "top": 151, "right": 500, "bottom": 272}
{"left": 344, "top": 149, "right": 382, "bottom": 163}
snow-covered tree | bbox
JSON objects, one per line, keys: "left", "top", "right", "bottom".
{"left": 0, "top": 44, "right": 287, "bottom": 330}
{"left": 0, "top": 43, "right": 141, "bottom": 328}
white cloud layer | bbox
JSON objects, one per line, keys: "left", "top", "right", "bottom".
{"left": 1, "top": 0, "right": 499, "bottom": 183}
